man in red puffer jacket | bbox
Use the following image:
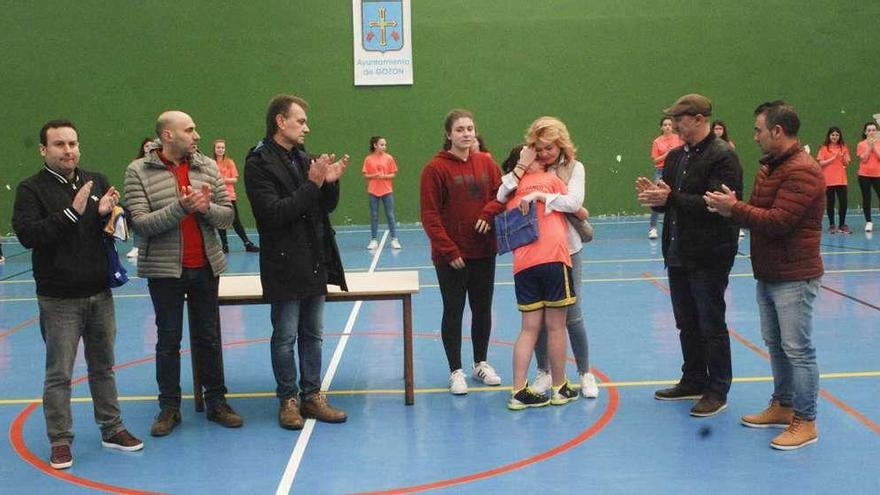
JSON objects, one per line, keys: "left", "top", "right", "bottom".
{"left": 705, "top": 100, "right": 824, "bottom": 451}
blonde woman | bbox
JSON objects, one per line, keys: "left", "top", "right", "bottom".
{"left": 496, "top": 116, "right": 599, "bottom": 399}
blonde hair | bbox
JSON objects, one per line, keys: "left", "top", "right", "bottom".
{"left": 525, "top": 116, "right": 577, "bottom": 183}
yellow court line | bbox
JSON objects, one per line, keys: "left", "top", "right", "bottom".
{"left": 2, "top": 371, "right": 878, "bottom": 406}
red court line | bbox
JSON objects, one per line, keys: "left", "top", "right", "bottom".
{"left": 0, "top": 316, "right": 39, "bottom": 341}
{"left": 9, "top": 403, "right": 164, "bottom": 495}
{"left": 642, "top": 270, "right": 880, "bottom": 436}
{"left": 356, "top": 369, "right": 620, "bottom": 495}
{"left": 11, "top": 332, "right": 593, "bottom": 493}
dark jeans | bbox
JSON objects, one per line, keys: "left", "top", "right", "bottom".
{"left": 270, "top": 296, "right": 325, "bottom": 399}
{"left": 858, "top": 176, "right": 880, "bottom": 221}
{"left": 38, "top": 290, "right": 124, "bottom": 446}
{"left": 148, "top": 267, "right": 228, "bottom": 410}
{"left": 219, "top": 200, "right": 254, "bottom": 248}
{"left": 434, "top": 257, "right": 495, "bottom": 371}
{"left": 825, "top": 185, "right": 848, "bottom": 226}
{"left": 667, "top": 265, "right": 733, "bottom": 400}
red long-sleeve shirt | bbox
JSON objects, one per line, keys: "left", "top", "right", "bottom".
{"left": 419, "top": 150, "right": 503, "bottom": 265}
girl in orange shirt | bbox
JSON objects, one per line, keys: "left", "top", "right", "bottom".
{"left": 816, "top": 127, "right": 852, "bottom": 234}
{"left": 648, "top": 117, "right": 684, "bottom": 239}
{"left": 213, "top": 139, "right": 259, "bottom": 253}
{"left": 362, "top": 136, "right": 400, "bottom": 249}
{"left": 856, "top": 121, "right": 880, "bottom": 232}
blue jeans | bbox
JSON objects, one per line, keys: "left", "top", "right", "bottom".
{"left": 38, "top": 290, "right": 124, "bottom": 446}
{"left": 650, "top": 168, "right": 663, "bottom": 228}
{"left": 270, "top": 296, "right": 325, "bottom": 399}
{"left": 148, "top": 267, "right": 228, "bottom": 410}
{"left": 535, "top": 251, "right": 590, "bottom": 374}
{"left": 369, "top": 193, "right": 397, "bottom": 239}
{"left": 756, "top": 278, "right": 820, "bottom": 420}
{"left": 667, "top": 265, "right": 733, "bottom": 400}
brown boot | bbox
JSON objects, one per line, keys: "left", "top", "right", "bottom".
{"left": 741, "top": 400, "right": 794, "bottom": 428}
{"left": 771, "top": 416, "right": 818, "bottom": 450}
{"left": 279, "top": 397, "right": 304, "bottom": 430}
{"left": 301, "top": 393, "right": 347, "bottom": 423}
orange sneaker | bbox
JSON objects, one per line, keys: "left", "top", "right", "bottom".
{"left": 770, "top": 416, "right": 817, "bottom": 450}
{"left": 741, "top": 400, "right": 793, "bottom": 428}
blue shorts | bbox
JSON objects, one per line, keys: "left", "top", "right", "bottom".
{"left": 514, "top": 262, "right": 576, "bottom": 312}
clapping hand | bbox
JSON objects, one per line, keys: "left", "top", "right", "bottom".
{"left": 97, "top": 186, "right": 120, "bottom": 215}
{"left": 72, "top": 181, "right": 94, "bottom": 215}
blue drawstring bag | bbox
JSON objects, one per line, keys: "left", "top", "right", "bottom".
{"left": 103, "top": 236, "right": 129, "bottom": 287}
{"left": 494, "top": 202, "right": 539, "bottom": 255}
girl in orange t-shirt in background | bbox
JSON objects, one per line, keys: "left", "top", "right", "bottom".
{"left": 648, "top": 117, "right": 684, "bottom": 239}
{"left": 816, "top": 126, "right": 852, "bottom": 234}
{"left": 856, "top": 121, "right": 880, "bottom": 232}
{"left": 362, "top": 136, "right": 400, "bottom": 249}
{"left": 213, "top": 139, "right": 259, "bottom": 253}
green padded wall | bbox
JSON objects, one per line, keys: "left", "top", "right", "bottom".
{"left": 1, "top": 1, "right": 877, "bottom": 233}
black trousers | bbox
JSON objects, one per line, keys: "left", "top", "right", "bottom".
{"left": 667, "top": 265, "right": 733, "bottom": 400}
{"left": 434, "top": 257, "right": 495, "bottom": 371}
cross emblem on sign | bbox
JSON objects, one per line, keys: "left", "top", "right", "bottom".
{"left": 368, "top": 7, "right": 398, "bottom": 47}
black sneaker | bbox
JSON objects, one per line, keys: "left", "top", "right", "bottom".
{"left": 551, "top": 381, "right": 579, "bottom": 405}
{"left": 507, "top": 385, "right": 550, "bottom": 410}
{"left": 690, "top": 395, "right": 728, "bottom": 417}
{"left": 221, "top": 244, "right": 229, "bottom": 254}
{"left": 654, "top": 384, "right": 704, "bottom": 401}
{"left": 150, "top": 408, "right": 181, "bottom": 437}
{"left": 244, "top": 243, "right": 260, "bottom": 253}
{"left": 207, "top": 402, "right": 243, "bottom": 428}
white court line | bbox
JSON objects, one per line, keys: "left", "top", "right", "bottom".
{"left": 274, "top": 230, "right": 389, "bottom": 495}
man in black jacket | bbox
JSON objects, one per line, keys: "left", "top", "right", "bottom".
{"left": 636, "top": 94, "right": 743, "bottom": 417}
{"left": 12, "top": 120, "right": 143, "bottom": 470}
{"left": 244, "top": 95, "right": 350, "bottom": 430}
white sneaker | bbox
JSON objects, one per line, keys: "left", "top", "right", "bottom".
{"left": 648, "top": 227, "right": 658, "bottom": 239}
{"left": 739, "top": 228, "right": 746, "bottom": 238}
{"left": 449, "top": 369, "right": 468, "bottom": 395}
{"left": 126, "top": 247, "right": 139, "bottom": 258}
{"left": 580, "top": 372, "right": 599, "bottom": 399}
{"left": 531, "top": 368, "right": 552, "bottom": 394}
{"left": 366, "top": 239, "right": 379, "bottom": 250}
{"left": 390, "top": 238, "right": 402, "bottom": 249}
{"left": 472, "top": 361, "right": 501, "bottom": 386}
{"left": 866, "top": 222, "right": 873, "bottom": 233}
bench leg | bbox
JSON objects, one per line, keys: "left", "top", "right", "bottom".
{"left": 403, "top": 295, "right": 414, "bottom": 405}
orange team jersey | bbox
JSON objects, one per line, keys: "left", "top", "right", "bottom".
{"left": 505, "top": 171, "right": 571, "bottom": 275}
{"left": 362, "top": 153, "right": 398, "bottom": 197}
{"left": 817, "top": 144, "right": 850, "bottom": 186}
{"left": 651, "top": 133, "right": 684, "bottom": 169}
{"left": 215, "top": 157, "right": 238, "bottom": 200}
{"left": 857, "top": 140, "right": 880, "bottom": 177}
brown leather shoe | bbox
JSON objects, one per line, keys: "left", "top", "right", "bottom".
{"left": 207, "top": 402, "right": 243, "bottom": 428}
{"left": 150, "top": 408, "right": 181, "bottom": 437}
{"left": 50, "top": 444, "right": 73, "bottom": 470}
{"left": 741, "top": 400, "right": 794, "bottom": 429}
{"left": 279, "top": 397, "right": 304, "bottom": 430}
{"left": 301, "top": 393, "right": 347, "bottom": 423}
{"left": 771, "top": 416, "right": 817, "bottom": 450}
{"left": 690, "top": 395, "right": 727, "bottom": 417}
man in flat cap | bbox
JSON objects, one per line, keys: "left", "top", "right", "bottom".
{"left": 636, "top": 94, "right": 743, "bottom": 417}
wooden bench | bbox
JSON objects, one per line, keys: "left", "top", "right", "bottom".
{"left": 189, "top": 271, "right": 420, "bottom": 410}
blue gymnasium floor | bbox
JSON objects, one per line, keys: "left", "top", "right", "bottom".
{"left": 1, "top": 217, "right": 879, "bottom": 494}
